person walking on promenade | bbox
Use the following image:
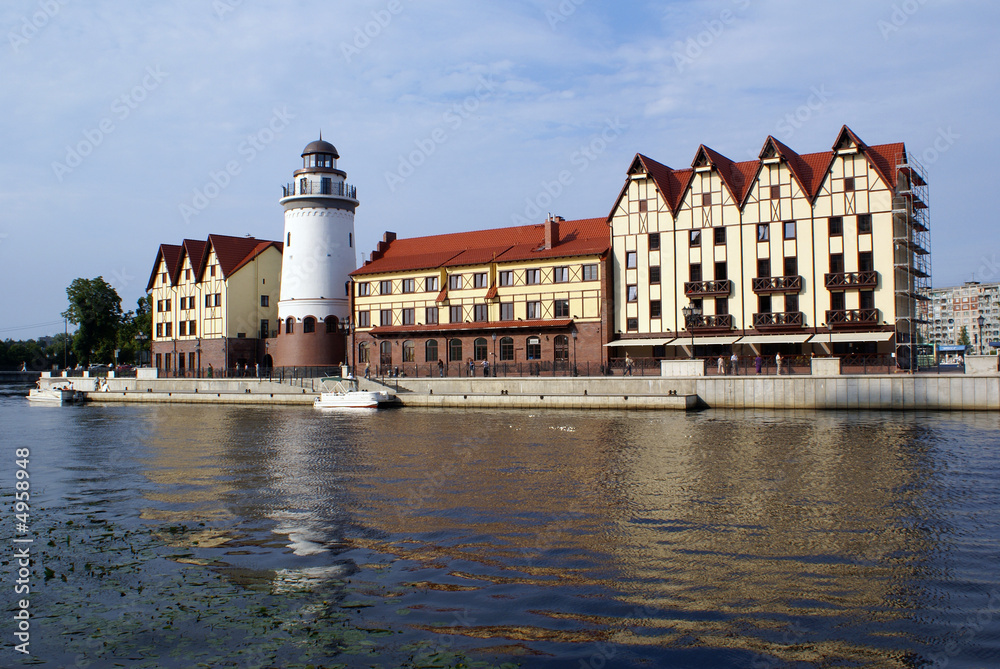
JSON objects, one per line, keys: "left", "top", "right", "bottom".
{"left": 730, "top": 352, "right": 739, "bottom": 376}
{"left": 482, "top": 358, "right": 490, "bottom": 378}
{"left": 364, "top": 362, "right": 370, "bottom": 379}
{"left": 754, "top": 354, "right": 763, "bottom": 375}
{"left": 624, "top": 353, "right": 634, "bottom": 376}
{"left": 718, "top": 356, "right": 725, "bottom": 375}
{"left": 437, "top": 359, "right": 444, "bottom": 377}
{"left": 467, "top": 357, "right": 475, "bottom": 377}
{"left": 775, "top": 351, "right": 782, "bottom": 376}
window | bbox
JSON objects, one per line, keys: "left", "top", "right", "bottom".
{"left": 500, "top": 336, "right": 514, "bottom": 361}
{"left": 287, "top": 232, "right": 291, "bottom": 247}
{"left": 303, "top": 317, "right": 316, "bottom": 333}
{"left": 783, "top": 256, "right": 797, "bottom": 277}
{"left": 783, "top": 221, "right": 796, "bottom": 240}
{"left": 425, "top": 340, "right": 438, "bottom": 362}
{"left": 474, "top": 304, "right": 488, "bottom": 322}
{"left": 449, "top": 339, "right": 463, "bottom": 362}
{"left": 638, "top": 199, "right": 648, "bottom": 213}
{"left": 210, "top": 265, "right": 216, "bottom": 277}
{"left": 554, "top": 335, "right": 569, "bottom": 361}
{"left": 757, "top": 258, "right": 771, "bottom": 278}
{"left": 402, "top": 279, "right": 415, "bottom": 293}
{"left": 185, "top": 269, "right": 191, "bottom": 280}
{"left": 526, "top": 336, "right": 541, "bottom": 360}
{"left": 474, "top": 338, "right": 488, "bottom": 361}
{"left": 583, "top": 264, "right": 598, "bottom": 281}
{"left": 690, "top": 230, "right": 701, "bottom": 247}
{"left": 627, "top": 285, "right": 638, "bottom": 302}
{"left": 380, "top": 309, "right": 392, "bottom": 327}
{"left": 425, "top": 276, "right": 439, "bottom": 292}
{"left": 526, "top": 301, "right": 541, "bottom": 319}
{"left": 828, "top": 216, "right": 843, "bottom": 237}
{"left": 500, "top": 302, "right": 514, "bottom": 321}
{"left": 627, "top": 318, "right": 638, "bottom": 331}
{"left": 425, "top": 307, "right": 438, "bottom": 324}
{"left": 649, "top": 232, "right": 660, "bottom": 250}
{"left": 845, "top": 177, "right": 855, "bottom": 192}
{"left": 859, "top": 251, "right": 874, "bottom": 273}
{"left": 325, "top": 316, "right": 337, "bottom": 333}
{"left": 178, "top": 353, "right": 184, "bottom": 370}
{"left": 649, "top": 266, "right": 661, "bottom": 284}
{"left": 858, "top": 214, "right": 872, "bottom": 234}
{"left": 650, "top": 300, "right": 661, "bottom": 319}
{"left": 757, "top": 224, "right": 769, "bottom": 242}
{"left": 554, "top": 299, "right": 570, "bottom": 318}
{"left": 770, "top": 185, "right": 780, "bottom": 199}
{"left": 357, "top": 311, "right": 370, "bottom": 328}
{"left": 321, "top": 177, "right": 332, "bottom": 195}
{"left": 785, "top": 293, "right": 799, "bottom": 313}
{"left": 380, "top": 341, "right": 392, "bottom": 366}
{"left": 157, "top": 300, "right": 163, "bottom": 312}
{"left": 702, "top": 192, "right": 712, "bottom": 206}
{"left": 379, "top": 280, "right": 392, "bottom": 295}
{"left": 165, "top": 322, "right": 172, "bottom": 337}
{"left": 161, "top": 272, "right": 167, "bottom": 284}
{"left": 214, "top": 294, "right": 221, "bottom": 307}
{"left": 553, "top": 267, "right": 569, "bottom": 283}
{"left": 499, "top": 271, "right": 513, "bottom": 286}
{"left": 830, "top": 253, "right": 845, "bottom": 273}
{"left": 758, "top": 295, "right": 772, "bottom": 314}
{"left": 450, "top": 305, "right": 463, "bottom": 323}
{"left": 449, "top": 274, "right": 463, "bottom": 290}
{"left": 260, "top": 295, "right": 269, "bottom": 307}
{"left": 860, "top": 290, "right": 874, "bottom": 310}
{"left": 156, "top": 323, "right": 163, "bottom": 337}
{"left": 715, "top": 297, "right": 728, "bottom": 315}
{"left": 525, "top": 269, "right": 541, "bottom": 285}
{"left": 689, "top": 263, "right": 702, "bottom": 282}
{"left": 830, "top": 292, "right": 845, "bottom": 311}
{"left": 165, "top": 299, "right": 172, "bottom": 311}
{"left": 189, "top": 321, "right": 197, "bottom": 336}
{"left": 626, "top": 252, "right": 637, "bottom": 269}
{"left": 474, "top": 273, "right": 488, "bottom": 289}
{"left": 714, "top": 261, "right": 727, "bottom": 281}
{"left": 714, "top": 227, "right": 726, "bottom": 245}
{"left": 402, "top": 340, "right": 415, "bottom": 363}
{"left": 402, "top": 308, "right": 415, "bottom": 325}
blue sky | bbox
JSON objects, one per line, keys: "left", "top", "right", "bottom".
{"left": 1, "top": 0, "right": 997, "bottom": 339}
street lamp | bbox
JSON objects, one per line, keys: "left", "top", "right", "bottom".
{"left": 571, "top": 327, "right": 578, "bottom": 376}
{"left": 681, "top": 304, "right": 701, "bottom": 359}
{"left": 978, "top": 313, "right": 985, "bottom": 355}
{"left": 134, "top": 331, "right": 148, "bottom": 367}
{"left": 491, "top": 332, "right": 497, "bottom": 376}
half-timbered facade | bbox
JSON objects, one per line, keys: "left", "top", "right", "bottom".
{"left": 609, "top": 126, "right": 930, "bottom": 367}
{"left": 351, "top": 216, "right": 611, "bottom": 376}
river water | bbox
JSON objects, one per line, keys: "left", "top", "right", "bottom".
{"left": 2, "top": 383, "right": 1000, "bottom": 668}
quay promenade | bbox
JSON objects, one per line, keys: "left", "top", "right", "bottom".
{"left": 30, "top": 354, "right": 1000, "bottom": 411}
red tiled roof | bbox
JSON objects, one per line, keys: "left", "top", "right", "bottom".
{"left": 146, "top": 235, "right": 281, "bottom": 292}
{"left": 352, "top": 218, "right": 608, "bottom": 276}
{"left": 367, "top": 319, "right": 574, "bottom": 336}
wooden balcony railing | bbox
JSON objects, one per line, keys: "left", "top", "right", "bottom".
{"left": 684, "top": 314, "right": 733, "bottom": 332}
{"left": 683, "top": 280, "right": 733, "bottom": 297}
{"left": 826, "top": 308, "right": 881, "bottom": 328}
{"left": 752, "top": 275, "right": 803, "bottom": 294}
{"left": 824, "top": 270, "right": 878, "bottom": 289}
{"left": 752, "top": 311, "right": 804, "bottom": 329}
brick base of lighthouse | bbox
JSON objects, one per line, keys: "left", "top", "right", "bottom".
{"left": 270, "top": 330, "right": 348, "bottom": 368}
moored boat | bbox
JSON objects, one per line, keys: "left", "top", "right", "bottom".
{"left": 27, "top": 384, "right": 84, "bottom": 404}
{"left": 313, "top": 376, "right": 394, "bottom": 409}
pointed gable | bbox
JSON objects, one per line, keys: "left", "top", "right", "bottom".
{"left": 206, "top": 234, "right": 282, "bottom": 278}
{"left": 763, "top": 136, "right": 833, "bottom": 202}
{"left": 614, "top": 153, "right": 694, "bottom": 218}
{"left": 146, "top": 244, "right": 182, "bottom": 291}
{"left": 834, "top": 125, "right": 905, "bottom": 191}
{"left": 693, "top": 146, "right": 756, "bottom": 205}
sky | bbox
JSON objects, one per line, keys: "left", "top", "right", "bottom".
{"left": 1, "top": 0, "right": 997, "bottom": 340}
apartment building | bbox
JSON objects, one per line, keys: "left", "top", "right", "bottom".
{"left": 608, "top": 126, "right": 930, "bottom": 367}
{"left": 147, "top": 234, "right": 282, "bottom": 374}
{"left": 921, "top": 281, "right": 1000, "bottom": 353}
{"left": 350, "top": 216, "right": 611, "bottom": 374}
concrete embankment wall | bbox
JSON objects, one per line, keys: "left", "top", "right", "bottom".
{"left": 43, "top": 376, "right": 317, "bottom": 405}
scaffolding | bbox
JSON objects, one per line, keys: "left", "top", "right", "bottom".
{"left": 891, "top": 151, "right": 931, "bottom": 369}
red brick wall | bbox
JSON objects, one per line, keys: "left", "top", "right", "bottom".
{"left": 270, "top": 329, "right": 347, "bottom": 368}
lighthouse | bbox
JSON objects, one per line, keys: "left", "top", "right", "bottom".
{"left": 271, "top": 137, "right": 359, "bottom": 368}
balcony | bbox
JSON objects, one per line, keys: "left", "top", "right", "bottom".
{"left": 684, "top": 313, "right": 733, "bottom": 332}
{"left": 825, "top": 270, "right": 878, "bottom": 289}
{"left": 752, "top": 275, "right": 803, "bottom": 294}
{"left": 826, "top": 308, "right": 880, "bottom": 328}
{"left": 684, "top": 280, "right": 733, "bottom": 297}
{"left": 753, "top": 311, "right": 804, "bottom": 329}
{"left": 282, "top": 181, "right": 357, "bottom": 199}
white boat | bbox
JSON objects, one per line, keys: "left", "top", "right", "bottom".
{"left": 27, "top": 385, "right": 83, "bottom": 404}
{"left": 313, "top": 376, "right": 394, "bottom": 409}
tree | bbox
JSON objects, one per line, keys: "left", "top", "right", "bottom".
{"left": 117, "top": 295, "right": 153, "bottom": 365}
{"left": 62, "top": 277, "right": 123, "bottom": 366}
{"left": 958, "top": 326, "right": 971, "bottom": 347}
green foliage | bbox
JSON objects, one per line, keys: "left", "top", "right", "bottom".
{"left": 958, "top": 326, "right": 971, "bottom": 347}
{"left": 117, "top": 295, "right": 153, "bottom": 365}
{"left": 62, "top": 277, "right": 123, "bottom": 366}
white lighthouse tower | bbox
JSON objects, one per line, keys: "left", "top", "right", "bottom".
{"left": 272, "top": 136, "right": 359, "bottom": 368}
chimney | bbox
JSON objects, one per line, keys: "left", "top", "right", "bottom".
{"left": 544, "top": 215, "right": 561, "bottom": 250}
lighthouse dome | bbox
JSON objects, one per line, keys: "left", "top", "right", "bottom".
{"left": 302, "top": 138, "right": 339, "bottom": 159}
